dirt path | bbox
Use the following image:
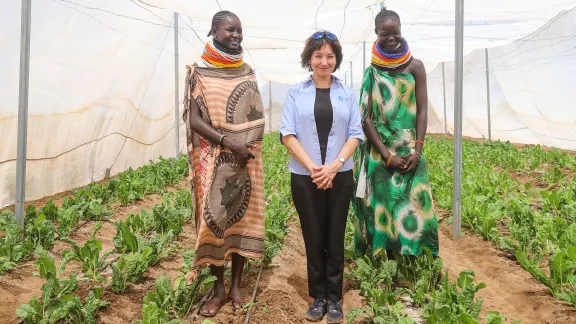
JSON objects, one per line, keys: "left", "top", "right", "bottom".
{"left": 0, "top": 181, "right": 189, "bottom": 324}
{"left": 438, "top": 223, "right": 576, "bottom": 323}
{"left": 191, "top": 223, "right": 365, "bottom": 324}
{"left": 2, "top": 180, "right": 576, "bottom": 323}
{"left": 194, "top": 220, "right": 576, "bottom": 324}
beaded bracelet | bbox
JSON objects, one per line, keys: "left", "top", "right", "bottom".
{"left": 386, "top": 154, "right": 395, "bottom": 165}
{"left": 414, "top": 152, "right": 422, "bottom": 160}
{"left": 416, "top": 140, "right": 425, "bottom": 146}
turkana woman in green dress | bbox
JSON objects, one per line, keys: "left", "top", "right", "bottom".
{"left": 352, "top": 6, "right": 439, "bottom": 257}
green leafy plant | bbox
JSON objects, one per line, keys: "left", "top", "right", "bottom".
{"left": 0, "top": 210, "right": 32, "bottom": 273}
{"left": 61, "top": 222, "right": 114, "bottom": 282}
{"left": 111, "top": 247, "right": 154, "bottom": 294}
{"left": 423, "top": 270, "right": 486, "bottom": 323}
{"left": 25, "top": 213, "right": 55, "bottom": 251}
{"left": 139, "top": 269, "right": 216, "bottom": 322}
{"left": 16, "top": 252, "right": 109, "bottom": 323}
{"left": 111, "top": 230, "right": 174, "bottom": 294}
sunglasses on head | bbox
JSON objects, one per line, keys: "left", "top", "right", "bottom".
{"left": 312, "top": 31, "right": 337, "bottom": 41}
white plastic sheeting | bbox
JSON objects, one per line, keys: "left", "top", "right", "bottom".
{"left": 1, "top": 0, "right": 193, "bottom": 207}
{"left": 426, "top": 7, "right": 576, "bottom": 150}
{"left": 1, "top": 0, "right": 576, "bottom": 207}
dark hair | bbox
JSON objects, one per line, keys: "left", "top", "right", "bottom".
{"left": 375, "top": 7, "right": 401, "bottom": 28}
{"left": 300, "top": 32, "right": 343, "bottom": 72}
{"left": 207, "top": 10, "right": 238, "bottom": 37}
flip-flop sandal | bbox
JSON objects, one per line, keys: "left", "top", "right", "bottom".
{"left": 229, "top": 297, "right": 245, "bottom": 311}
{"left": 200, "top": 301, "right": 224, "bottom": 317}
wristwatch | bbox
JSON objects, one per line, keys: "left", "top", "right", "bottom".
{"left": 338, "top": 157, "right": 345, "bottom": 164}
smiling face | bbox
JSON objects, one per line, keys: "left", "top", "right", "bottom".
{"left": 213, "top": 15, "right": 243, "bottom": 51}
{"left": 375, "top": 18, "right": 402, "bottom": 51}
{"left": 310, "top": 43, "right": 337, "bottom": 78}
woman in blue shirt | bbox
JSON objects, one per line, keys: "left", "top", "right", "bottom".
{"left": 280, "top": 31, "right": 364, "bottom": 323}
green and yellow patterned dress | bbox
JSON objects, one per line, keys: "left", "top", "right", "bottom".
{"left": 352, "top": 66, "right": 439, "bottom": 256}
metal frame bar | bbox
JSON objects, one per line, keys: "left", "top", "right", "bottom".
{"left": 485, "top": 47, "right": 492, "bottom": 141}
{"left": 173, "top": 12, "right": 180, "bottom": 156}
{"left": 363, "top": 41, "right": 366, "bottom": 71}
{"left": 350, "top": 61, "right": 353, "bottom": 88}
{"left": 269, "top": 81, "right": 272, "bottom": 133}
{"left": 452, "top": 0, "right": 464, "bottom": 240}
{"left": 16, "top": 0, "right": 33, "bottom": 229}
{"left": 442, "top": 62, "right": 448, "bottom": 134}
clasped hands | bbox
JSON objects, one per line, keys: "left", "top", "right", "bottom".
{"left": 309, "top": 159, "right": 342, "bottom": 190}
{"left": 386, "top": 153, "right": 420, "bottom": 174}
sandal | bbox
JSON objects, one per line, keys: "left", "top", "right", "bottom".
{"left": 228, "top": 296, "right": 245, "bottom": 311}
{"left": 200, "top": 301, "right": 224, "bottom": 317}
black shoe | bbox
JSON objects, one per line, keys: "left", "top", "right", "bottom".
{"left": 327, "top": 300, "right": 343, "bottom": 324}
{"left": 305, "top": 298, "right": 327, "bottom": 322}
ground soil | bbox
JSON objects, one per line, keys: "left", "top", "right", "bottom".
{"left": 3, "top": 195, "right": 576, "bottom": 324}
{"left": 0, "top": 180, "right": 189, "bottom": 324}
{"left": 188, "top": 223, "right": 366, "bottom": 324}
{"left": 2, "top": 145, "right": 576, "bottom": 323}
{"left": 438, "top": 221, "right": 576, "bottom": 324}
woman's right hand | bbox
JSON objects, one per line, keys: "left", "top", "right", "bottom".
{"left": 386, "top": 155, "right": 407, "bottom": 170}
{"left": 224, "top": 137, "right": 255, "bottom": 164}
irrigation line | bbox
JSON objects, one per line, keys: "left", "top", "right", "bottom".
{"left": 188, "top": 288, "right": 212, "bottom": 321}
{"left": 244, "top": 264, "right": 265, "bottom": 324}
{"left": 54, "top": 219, "right": 92, "bottom": 241}
{"left": 100, "top": 255, "right": 121, "bottom": 273}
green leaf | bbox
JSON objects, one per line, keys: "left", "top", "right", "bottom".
{"left": 486, "top": 311, "right": 507, "bottom": 324}
{"left": 42, "top": 277, "right": 56, "bottom": 304}
{"left": 516, "top": 250, "right": 551, "bottom": 289}
{"left": 458, "top": 312, "right": 480, "bottom": 324}
{"left": 123, "top": 225, "right": 139, "bottom": 253}
{"left": 457, "top": 270, "right": 476, "bottom": 289}
{"left": 16, "top": 303, "right": 39, "bottom": 319}
{"left": 36, "top": 254, "right": 57, "bottom": 279}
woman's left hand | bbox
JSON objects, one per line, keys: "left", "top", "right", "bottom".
{"left": 400, "top": 154, "right": 420, "bottom": 174}
{"left": 311, "top": 160, "right": 340, "bottom": 190}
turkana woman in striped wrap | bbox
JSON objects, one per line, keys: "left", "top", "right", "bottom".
{"left": 183, "top": 10, "right": 265, "bottom": 317}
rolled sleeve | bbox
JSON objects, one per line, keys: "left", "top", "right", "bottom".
{"left": 347, "top": 92, "right": 365, "bottom": 144}
{"left": 279, "top": 86, "right": 297, "bottom": 144}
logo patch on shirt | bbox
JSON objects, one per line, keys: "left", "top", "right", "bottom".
{"left": 338, "top": 96, "right": 344, "bottom": 101}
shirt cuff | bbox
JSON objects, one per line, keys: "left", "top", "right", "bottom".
{"left": 279, "top": 130, "right": 296, "bottom": 145}
{"left": 348, "top": 133, "right": 365, "bottom": 144}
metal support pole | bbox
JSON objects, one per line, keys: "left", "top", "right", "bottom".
{"left": 16, "top": 0, "right": 32, "bottom": 229}
{"left": 485, "top": 48, "right": 491, "bottom": 141}
{"left": 345, "top": 73, "right": 347, "bottom": 85}
{"left": 173, "top": 13, "right": 180, "bottom": 156}
{"left": 268, "top": 81, "right": 272, "bottom": 133}
{"left": 350, "top": 61, "right": 353, "bottom": 88}
{"left": 452, "top": 0, "right": 464, "bottom": 241}
{"left": 363, "top": 41, "right": 366, "bottom": 71}
{"left": 442, "top": 62, "right": 448, "bottom": 134}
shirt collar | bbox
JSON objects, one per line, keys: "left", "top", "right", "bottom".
{"left": 303, "top": 74, "right": 342, "bottom": 87}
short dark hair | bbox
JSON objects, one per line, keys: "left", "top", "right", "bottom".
{"left": 300, "top": 32, "right": 343, "bottom": 72}
{"left": 375, "top": 8, "right": 401, "bottom": 28}
{"left": 208, "top": 10, "right": 238, "bottom": 37}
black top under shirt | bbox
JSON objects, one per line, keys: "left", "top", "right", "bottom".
{"left": 314, "top": 88, "right": 333, "bottom": 164}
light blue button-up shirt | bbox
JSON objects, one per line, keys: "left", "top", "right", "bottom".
{"left": 280, "top": 76, "right": 365, "bottom": 175}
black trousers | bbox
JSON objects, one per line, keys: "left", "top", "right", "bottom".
{"left": 291, "top": 170, "right": 354, "bottom": 301}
